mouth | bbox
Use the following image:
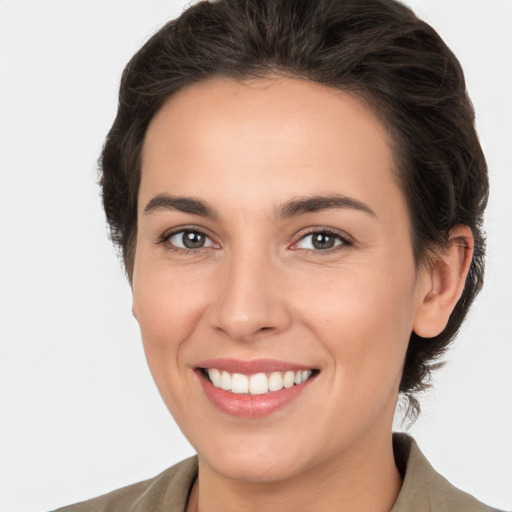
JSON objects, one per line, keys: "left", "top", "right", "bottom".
{"left": 200, "top": 368, "right": 316, "bottom": 395}
{"left": 195, "top": 359, "right": 319, "bottom": 417}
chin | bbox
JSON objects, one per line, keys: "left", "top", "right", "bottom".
{"left": 202, "top": 450, "right": 308, "bottom": 483}
{"left": 192, "top": 427, "right": 325, "bottom": 484}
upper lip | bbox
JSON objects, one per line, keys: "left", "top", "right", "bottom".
{"left": 195, "top": 358, "right": 317, "bottom": 374}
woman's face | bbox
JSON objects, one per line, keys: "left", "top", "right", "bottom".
{"left": 133, "top": 77, "right": 430, "bottom": 482}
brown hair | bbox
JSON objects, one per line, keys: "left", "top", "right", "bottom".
{"left": 100, "top": 0, "right": 488, "bottom": 418}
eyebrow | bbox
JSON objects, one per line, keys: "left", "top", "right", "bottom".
{"left": 143, "top": 194, "right": 219, "bottom": 219}
{"left": 143, "top": 192, "right": 376, "bottom": 219}
{"left": 277, "top": 194, "right": 376, "bottom": 218}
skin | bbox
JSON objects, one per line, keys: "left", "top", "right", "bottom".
{"left": 132, "top": 77, "right": 473, "bottom": 512}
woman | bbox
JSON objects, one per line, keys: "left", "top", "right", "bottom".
{"left": 54, "top": 0, "right": 500, "bottom": 510}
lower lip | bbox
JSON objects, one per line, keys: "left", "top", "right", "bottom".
{"left": 198, "top": 372, "right": 314, "bottom": 418}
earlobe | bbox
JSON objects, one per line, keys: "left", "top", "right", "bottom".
{"left": 413, "top": 225, "right": 474, "bottom": 338}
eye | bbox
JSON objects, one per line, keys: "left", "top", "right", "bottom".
{"left": 165, "top": 230, "right": 216, "bottom": 250}
{"left": 294, "top": 230, "right": 349, "bottom": 251}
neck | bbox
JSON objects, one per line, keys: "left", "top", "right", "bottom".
{"left": 190, "top": 429, "right": 402, "bottom": 512}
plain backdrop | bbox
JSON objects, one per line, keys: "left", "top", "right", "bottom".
{"left": 1, "top": 1, "right": 511, "bottom": 511}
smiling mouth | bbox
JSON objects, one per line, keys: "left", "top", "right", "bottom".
{"left": 200, "top": 368, "right": 318, "bottom": 395}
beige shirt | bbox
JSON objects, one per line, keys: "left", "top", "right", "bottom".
{"left": 53, "top": 434, "right": 502, "bottom": 511}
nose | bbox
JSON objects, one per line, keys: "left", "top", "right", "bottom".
{"left": 208, "top": 252, "right": 292, "bottom": 342}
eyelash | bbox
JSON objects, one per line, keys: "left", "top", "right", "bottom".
{"left": 157, "top": 226, "right": 217, "bottom": 255}
{"left": 157, "top": 227, "right": 353, "bottom": 256}
{"left": 294, "top": 228, "right": 353, "bottom": 256}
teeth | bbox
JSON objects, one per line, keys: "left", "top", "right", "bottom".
{"left": 268, "top": 371, "right": 283, "bottom": 391}
{"left": 249, "top": 373, "right": 268, "bottom": 395}
{"left": 205, "top": 369, "right": 314, "bottom": 395}
{"left": 208, "top": 368, "right": 221, "bottom": 387}
{"left": 231, "top": 373, "right": 249, "bottom": 394}
{"left": 220, "top": 371, "right": 231, "bottom": 391}
{"left": 283, "top": 370, "right": 295, "bottom": 388}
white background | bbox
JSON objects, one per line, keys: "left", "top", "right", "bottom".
{"left": 0, "top": 1, "right": 511, "bottom": 511}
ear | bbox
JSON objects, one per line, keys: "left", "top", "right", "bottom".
{"left": 413, "top": 225, "right": 474, "bottom": 338}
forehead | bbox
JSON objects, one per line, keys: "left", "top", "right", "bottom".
{"left": 140, "top": 77, "right": 403, "bottom": 224}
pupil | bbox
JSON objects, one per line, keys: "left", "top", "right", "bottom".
{"left": 183, "top": 231, "right": 205, "bottom": 249}
{"left": 312, "top": 233, "right": 334, "bottom": 250}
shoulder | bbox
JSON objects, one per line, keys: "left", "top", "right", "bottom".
{"left": 392, "top": 433, "right": 504, "bottom": 512}
{"left": 52, "top": 456, "right": 198, "bottom": 512}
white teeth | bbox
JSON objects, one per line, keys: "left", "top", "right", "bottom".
{"left": 283, "top": 370, "right": 295, "bottom": 388}
{"left": 231, "top": 373, "right": 249, "bottom": 394}
{"left": 249, "top": 373, "right": 269, "bottom": 395}
{"left": 268, "top": 372, "right": 283, "bottom": 391}
{"left": 220, "top": 371, "right": 232, "bottom": 391}
{"left": 208, "top": 368, "right": 221, "bottom": 387}
{"left": 207, "top": 369, "right": 314, "bottom": 395}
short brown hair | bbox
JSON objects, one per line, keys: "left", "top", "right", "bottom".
{"left": 100, "top": 0, "right": 488, "bottom": 418}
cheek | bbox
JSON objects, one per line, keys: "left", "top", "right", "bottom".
{"left": 132, "top": 262, "right": 209, "bottom": 361}
{"left": 132, "top": 262, "right": 214, "bottom": 419}
{"left": 293, "top": 261, "right": 417, "bottom": 380}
